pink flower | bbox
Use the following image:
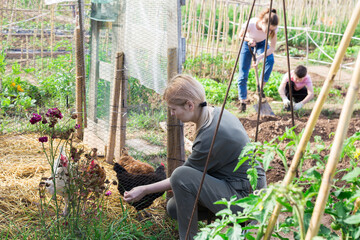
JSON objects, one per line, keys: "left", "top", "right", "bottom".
{"left": 39, "top": 136, "right": 48, "bottom": 143}
{"left": 30, "top": 113, "right": 42, "bottom": 124}
{"left": 89, "top": 160, "right": 96, "bottom": 170}
{"left": 46, "top": 108, "right": 63, "bottom": 119}
{"left": 60, "top": 154, "right": 68, "bottom": 167}
{"left": 105, "top": 191, "right": 112, "bottom": 196}
{"left": 75, "top": 124, "right": 81, "bottom": 129}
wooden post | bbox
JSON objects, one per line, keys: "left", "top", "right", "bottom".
{"left": 263, "top": 1, "right": 360, "bottom": 239}
{"left": 166, "top": 48, "right": 185, "bottom": 198}
{"left": 75, "top": 27, "right": 83, "bottom": 139}
{"left": 106, "top": 52, "right": 124, "bottom": 164}
{"left": 77, "top": 0, "right": 87, "bottom": 128}
{"left": 118, "top": 55, "right": 127, "bottom": 157}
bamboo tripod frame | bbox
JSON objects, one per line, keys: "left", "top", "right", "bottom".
{"left": 263, "top": 1, "right": 360, "bottom": 239}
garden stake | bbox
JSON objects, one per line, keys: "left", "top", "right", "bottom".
{"left": 185, "top": 0, "right": 257, "bottom": 238}
{"left": 263, "top": 2, "right": 360, "bottom": 239}
{"left": 255, "top": 0, "right": 274, "bottom": 142}
{"left": 106, "top": 52, "right": 123, "bottom": 164}
{"left": 305, "top": 40, "right": 360, "bottom": 240}
{"left": 77, "top": 0, "right": 87, "bottom": 128}
{"left": 281, "top": 0, "right": 295, "bottom": 127}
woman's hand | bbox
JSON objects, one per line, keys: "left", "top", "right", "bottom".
{"left": 248, "top": 39, "right": 256, "bottom": 47}
{"left": 124, "top": 186, "right": 147, "bottom": 203}
{"left": 253, "top": 54, "right": 264, "bottom": 67}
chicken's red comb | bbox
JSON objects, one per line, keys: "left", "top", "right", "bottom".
{"left": 161, "top": 162, "right": 164, "bottom": 166}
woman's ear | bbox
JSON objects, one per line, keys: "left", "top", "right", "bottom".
{"left": 186, "top": 100, "right": 195, "bottom": 111}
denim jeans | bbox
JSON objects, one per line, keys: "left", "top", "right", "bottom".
{"left": 237, "top": 40, "right": 274, "bottom": 100}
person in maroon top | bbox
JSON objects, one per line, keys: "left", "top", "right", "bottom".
{"left": 278, "top": 65, "right": 314, "bottom": 111}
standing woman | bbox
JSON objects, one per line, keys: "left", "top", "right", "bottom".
{"left": 123, "top": 74, "right": 266, "bottom": 240}
{"left": 237, "top": 8, "right": 279, "bottom": 111}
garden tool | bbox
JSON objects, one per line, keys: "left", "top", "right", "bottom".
{"left": 249, "top": 46, "right": 275, "bottom": 116}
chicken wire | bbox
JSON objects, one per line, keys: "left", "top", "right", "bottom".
{"left": 84, "top": 0, "right": 180, "bottom": 167}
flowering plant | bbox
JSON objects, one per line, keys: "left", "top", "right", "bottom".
{"left": 31, "top": 108, "right": 110, "bottom": 233}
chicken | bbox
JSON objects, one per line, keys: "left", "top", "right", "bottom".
{"left": 43, "top": 147, "right": 106, "bottom": 215}
{"left": 113, "top": 162, "right": 166, "bottom": 211}
{"left": 117, "top": 148, "right": 154, "bottom": 174}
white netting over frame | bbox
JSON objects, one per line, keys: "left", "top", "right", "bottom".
{"left": 123, "top": 0, "right": 178, "bottom": 94}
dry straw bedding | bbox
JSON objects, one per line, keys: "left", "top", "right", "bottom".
{"left": 0, "top": 133, "right": 168, "bottom": 234}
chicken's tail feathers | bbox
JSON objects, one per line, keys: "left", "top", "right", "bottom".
{"left": 114, "top": 163, "right": 127, "bottom": 173}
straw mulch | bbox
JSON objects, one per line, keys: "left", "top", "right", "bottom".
{"left": 0, "top": 133, "right": 170, "bottom": 236}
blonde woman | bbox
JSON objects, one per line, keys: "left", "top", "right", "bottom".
{"left": 124, "top": 74, "right": 266, "bottom": 239}
{"left": 237, "top": 8, "right": 279, "bottom": 111}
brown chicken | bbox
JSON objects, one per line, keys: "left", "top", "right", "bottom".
{"left": 117, "top": 148, "right": 154, "bottom": 174}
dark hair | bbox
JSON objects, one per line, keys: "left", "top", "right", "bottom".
{"left": 294, "top": 65, "right": 307, "bottom": 78}
{"left": 258, "top": 8, "right": 279, "bottom": 39}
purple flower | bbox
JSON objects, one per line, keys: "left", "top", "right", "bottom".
{"left": 30, "top": 113, "right": 42, "bottom": 124}
{"left": 39, "top": 136, "right": 48, "bottom": 143}
{"left": 75, "top": 124, "right": 81, "bottom": 129}
{"left": 46, "top": 108, "right": 63, "bottom": 119}
{"left": 105, "top": 190, "right": 112, "bottom": 196}
{"left": 42, "top": 118, "right": 48, "bottom": 124}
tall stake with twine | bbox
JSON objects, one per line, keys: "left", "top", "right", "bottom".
{"left": 263, "top": 1, "right": 360, "bottom": 239}
{"left": 305, "top": 28, "right": 360, "bottom": 240}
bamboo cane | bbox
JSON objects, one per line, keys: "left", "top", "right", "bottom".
{"left": 190, "top": 0, "right": 197, "bottom": 57}
{"left": 106, "top": 52, "right": 123, "bottom": 164}
{"left": 118, "top": 55, "right": 127, "bottom": 159}
{"left": 75, "top": 27, "right": 83, "bottom": 139}
{"left": 25, "top": 35, "right": 29, "bottom": 66}
{"left": 50, "top": 4, "right": 54, "bottom": 59}
{"left": 185, "top": 0, "right": 194, "bottom": 41}
{"left": 215, "top": 1, "right": 224, "bottom": 56}
{"left": 7, "top": 0, "right": 16, "bottom": 45}
{"left": 194, "top": 0, "right": 206, "bottom": 57}
{"left": 0, "top": 0, "right": 5, "bottom": 51}
{"left": 305, "top": 36, "right": 360, "bottom": 240}
{"left": 263, "top": 1, "right": 360, "bottom": 239}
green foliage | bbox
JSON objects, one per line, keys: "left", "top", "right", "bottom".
{"left": 183, "top": 53, "right": 235, "bottom": 83}
{"left": 198, "top": 77, "right": 238, "bottom": 104}
{"left": 0, "top": 55, "right": 37, "bottom": 115}
{"left": 198, "top": 127, "right": 360, "bottom": 239}
{"left": 128, "top": 107, "right": 167, "bottom": 130}
{"left": 128, "top": 77, "right": 154, "bottom": 106}
{"left": 36, "top": 54, "right": 75, "bottom": 108}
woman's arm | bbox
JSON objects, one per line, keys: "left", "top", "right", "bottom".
{"left": 278, "top": 74, "right": 288, "bottom": 100}
{"left": 239, "top": 28, "right": 256, "bottom": 47}
{"left": 123, "top": 178, "right": 171, "bottom": 203}
{"left": 300, "top": 84, "right": 314, "bottom": 105}
{"left": 255, "top": 34, "right": 277, "bottom": 64}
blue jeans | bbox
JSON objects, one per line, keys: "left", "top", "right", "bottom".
{"left": 237, "top": 40, "right": 274, "bottom": 100}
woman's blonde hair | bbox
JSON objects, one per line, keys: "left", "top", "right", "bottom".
{"left": 163, "top": 74, "right": 212, "bottom": 131}
{"left": 258, "top": 8, "right": 279, "bottom": 39}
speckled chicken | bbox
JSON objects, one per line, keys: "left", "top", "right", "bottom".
{"left": 113, "top": 162, "right": 166, "bottom": 211}
{"left": 44, "top": 147, "right": 106, "bottom": 215}
{"left": 117, "top": 148, "right": 155, "bottom": 174}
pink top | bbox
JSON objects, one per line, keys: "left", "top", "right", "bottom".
{"left": 282, "top": 70, "right": 313, "bottom": 91}
{"left": 242, "top": 18, "right": 278, "bottom": 43}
